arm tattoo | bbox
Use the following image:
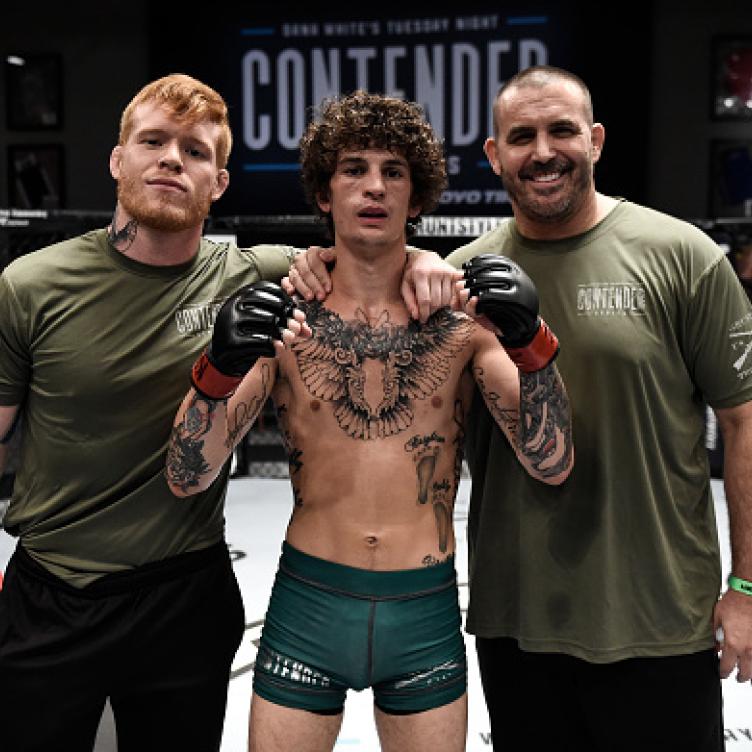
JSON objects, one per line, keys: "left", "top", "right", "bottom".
{"left": 225, "top": 362, "right": 273, "bottom": 449}
{"left": 165, "top": 395, "right": 221, "bottom": 493}
{"left": 518, "top": 364, "right": 572, "bottom": 477}
{"left": 292, "top": 302, "right": 472, "bottom": 440}
{"left": 472, "top": 365, "right": 520, "bottom": 436}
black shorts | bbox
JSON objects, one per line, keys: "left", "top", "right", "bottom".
{"left": 476, "top": 636, "right": 724, "bottom": 752}
{"left": 253, "top": 542, "right": 467, "bottom": 715}
{"left": 0, "top": 541, "right": 245, "bottom": 752}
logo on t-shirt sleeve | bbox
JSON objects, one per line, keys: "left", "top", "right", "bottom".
{"left": 729, "top": 311, "right": 752, "bottom": 378}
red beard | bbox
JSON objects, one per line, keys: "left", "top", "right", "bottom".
{"left": 117, "top": 174, "right": 212, "bottom": 232}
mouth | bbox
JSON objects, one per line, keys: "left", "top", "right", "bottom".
{"left": 357, "top": 206, "right": 388, "bottom": 222}
{"left": 147, "top": 178, "right": 187, "bottom": 192}
{"left": 521, "top": 160, "right": 571, "bottom": 185}
{"left": 528, "top": 171, "right": 564, "bottom": 183}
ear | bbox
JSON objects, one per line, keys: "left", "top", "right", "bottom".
{"left": 591, "top": 123, "right": 605, "bottom": 164}
{"left": 408, "top": 203, "right": 422, "bottom": 219}
{"left": 211, "top": 169, "right": 230, "bottom": 202}
{"left": 109, "top": 145, "right": 123, "bottom": 180}
{"left": 483, "top": 137, "right": 502, "bottom": 176}
{"left": 316, "top": 191, "right": 331, "bottom": 215}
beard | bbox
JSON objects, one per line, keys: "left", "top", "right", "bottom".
{"left": 117, "top": 173, "right": 212, "bottom": 232}
{"left": 502, "top": 155, "right": 593, "bottom": 225}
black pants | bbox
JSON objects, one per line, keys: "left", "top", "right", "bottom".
{"left": 476, "top": 636, "right": 725, "bottom": 752}
{"left": 0, "top": 541, "right": 245, "bottom": 752}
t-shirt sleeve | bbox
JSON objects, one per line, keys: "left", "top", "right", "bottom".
{"left": 445, "top": 226, "right": 507, "bottom": 270}
{"left": 241, "top": 244, "right": 301, "bottom": 283}
{"left": 684, "top": 251, "right": 752, "bottom": 408}
{"left": 0, "top": 273, "right": 31, "bottom": 405}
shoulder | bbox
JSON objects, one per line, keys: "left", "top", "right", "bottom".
{"left": 445, "top": 220, "right": 513, "bottom": 269}
{"left": 2, "top": 230, "right": 104, "bottom": 290}
{"left": 616, "top": 202, "right": 720, "bottom": 255}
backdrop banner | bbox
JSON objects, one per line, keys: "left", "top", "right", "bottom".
{"left": 194, "top": 6, "right": 572, "bottom": 216}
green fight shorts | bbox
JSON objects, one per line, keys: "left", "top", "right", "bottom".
{"left": 252, "top": 542, "right": 467, "bottom": 715}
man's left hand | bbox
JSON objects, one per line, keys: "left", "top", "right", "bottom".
{"left": 401, "top": 250, "right": 462, "bottom": 322}
{"left": 714, "top": 588, "right": 752, "bottom": 683}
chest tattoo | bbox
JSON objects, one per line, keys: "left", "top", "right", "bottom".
{"left": 292, "top": 302, "right": 472, "bottom": 440}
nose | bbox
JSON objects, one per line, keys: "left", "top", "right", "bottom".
{"left": 158, "top": 141, "right": 183, "bottom": 172}
{"left": 363, "top": 166, "right": 385, "bottom": 197}
{"left": 531, "top": 133, "right": 555, "bottom": 162}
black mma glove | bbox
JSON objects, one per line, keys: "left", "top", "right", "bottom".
{"left": 191, "top": 281, "right": 296, "bottom": 399}
{"left": 463, "top": 254, "right": 559, "bottom": 372}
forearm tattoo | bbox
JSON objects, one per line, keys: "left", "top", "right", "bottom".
{"left": 225, "top": 362, "right": 273, "bottom": 449}
{"left": 518, "top": 363, "right": 572, "bottom": 477}
{"left": 292, "top": 302, "right": 472, "bottom": 440}
{"left": 472, "top": 366, "right": 520, "bottom": 436}
{"left": 165, "top": 395, "right": 221, "bottom": 493}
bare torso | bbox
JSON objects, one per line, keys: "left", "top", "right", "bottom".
{"left": 273, "top": 298, "right": 479, "bottom": 570}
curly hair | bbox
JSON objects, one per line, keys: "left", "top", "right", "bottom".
{"left": 299, "top": 91, "right": 447, "bottom": 235}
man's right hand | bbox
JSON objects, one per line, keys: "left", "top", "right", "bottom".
{"left": 191, "top": 281, "right": 305, "bottom": 400}
{"left": 283, "top": 246, "right": 335, "bottom": 301}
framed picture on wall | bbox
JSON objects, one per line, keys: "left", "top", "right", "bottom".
{"left": 5, "top": 53, "right": 63, "bottom": 130}
{"left": 712, "top": 37, "right": 752, "bottom": 120}
{"left": 709, "top": 140, "right": 752, "bottom": 218}
{"left": 8, "top": 144, "right": 65, "bottom": 210}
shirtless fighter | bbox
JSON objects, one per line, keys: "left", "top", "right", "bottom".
{"left": 165, "top": 90, "right": 573, "bottom": 752}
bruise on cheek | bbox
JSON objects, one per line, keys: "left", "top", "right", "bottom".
{"left": 310, "top": 400, "right": 321, "bottom": 412}
{"left": 431, "top": 396, "right": 443, "bottom": 409}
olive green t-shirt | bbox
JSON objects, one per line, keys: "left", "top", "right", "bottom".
{"left": 0, "top": 230, "right": 294, "bottom": 586}
{"left": 447, "top": 201, "right": 752, "bottom": 661}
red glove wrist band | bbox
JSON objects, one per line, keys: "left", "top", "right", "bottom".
{"left": 503, "top": 319, "right": 560, "bottom": 373}
{"left": 190, "top": 351, "right": 243, "bottom": 400}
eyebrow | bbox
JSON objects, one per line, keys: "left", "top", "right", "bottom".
{"left": 135, "top": 128, "right": 212, "bottom": 149}
{"left": 506, "top": 118, "right": 581, "bottom": 140}
{"left": 337, "top": 155, "right": 409, "bottom": 168}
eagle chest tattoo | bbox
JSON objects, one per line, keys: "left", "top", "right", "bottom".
{"left": 292, "top": 302, "right": 472, "bottom": 440}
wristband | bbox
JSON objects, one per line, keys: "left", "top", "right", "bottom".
{"left": 190, "top": 351, "right": 243, "bottom": 400}
{"left": 502, "top": 319, "right": 560, "bottom": 373}
{"left": 728, "top": 574, "right": 752, "bottom": 597}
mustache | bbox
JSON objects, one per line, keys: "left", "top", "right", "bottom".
{"left": 519, "top": 157, "right": 571, "bottom": 180}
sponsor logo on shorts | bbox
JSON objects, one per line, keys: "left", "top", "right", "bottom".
{"left": 393, "top": 660, "right": 465, "bottom": 689}
{"left": 256, "top": 645, "right": 332, "bottom": 687}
